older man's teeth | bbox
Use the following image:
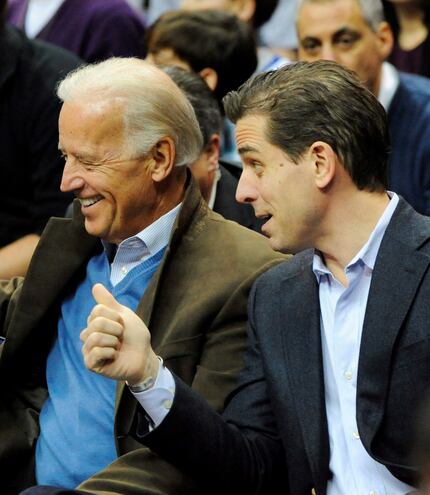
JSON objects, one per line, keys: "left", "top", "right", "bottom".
{"left": 79, "top": 196, "right": 103, "bottom": 207}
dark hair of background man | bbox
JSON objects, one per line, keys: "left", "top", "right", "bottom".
{"left": 162, "top": 65, "right": 222, "bottom": 148}
{"left": 144, "top": 10, "right": 257, "bottom": 105}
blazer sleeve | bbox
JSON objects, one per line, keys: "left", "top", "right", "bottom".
{"left": 136, "top": 285, "right": 286, "bottom": 495}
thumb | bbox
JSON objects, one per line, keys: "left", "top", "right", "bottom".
{"left": 92, "top": 283, "right": 121, "bottom": 310}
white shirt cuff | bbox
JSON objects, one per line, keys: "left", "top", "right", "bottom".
{"left": 131, "top": 363, "right": 176, "bottom": 428}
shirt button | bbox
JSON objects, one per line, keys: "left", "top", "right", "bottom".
{"left": 344, "top": 371, "right": 353, "bottom": 380}
{"left": 121, "top": 266, "right": 128, "bottom": 275}
{"left": 353, "top": 431, "right": 360, "bottom": 440}
{"left": 369, "top": 491, "right": 378, "bottom": 495}
{"left": 163, "top": 399, "right": 173, "bottom": 410}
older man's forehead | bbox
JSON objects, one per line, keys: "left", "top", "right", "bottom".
{"left": 59, "top": 99, "right": 126, "bottom": 155}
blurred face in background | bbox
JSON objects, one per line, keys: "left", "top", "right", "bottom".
{"left": 297, "top": 0, "right": 393, "bottom": 95}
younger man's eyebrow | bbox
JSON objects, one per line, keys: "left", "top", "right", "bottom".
{"left": 238, "top": 145, "right": 259, "bottom": 155}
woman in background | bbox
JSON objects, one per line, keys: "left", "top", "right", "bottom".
{"left": 383, "top": 0, "right": 430, "bottom": 77}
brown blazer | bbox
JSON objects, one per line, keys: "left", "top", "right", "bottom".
{"left": 0, "top": 177, "right": 286, "bottom": 495}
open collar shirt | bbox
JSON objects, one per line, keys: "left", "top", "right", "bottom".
{"left": 102, "top": 203, "right": 181, "bottom": 286}
{"left": 313, "top": 192, "right": 413, "bottom": 495}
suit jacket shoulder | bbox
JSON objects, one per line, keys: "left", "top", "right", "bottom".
{"left": 388, "top": 73, "right": 430, "bottom": 215}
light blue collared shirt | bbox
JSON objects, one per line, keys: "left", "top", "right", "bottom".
{"left": 103, "top": 203, "right": 181, "bottom": 286}
{"left": 313, "top": 193, "right": 413, "bottom": 495}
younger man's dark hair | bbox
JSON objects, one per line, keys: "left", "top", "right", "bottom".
{"left": 224, "top": 60, "right": 390, "bottom": 192}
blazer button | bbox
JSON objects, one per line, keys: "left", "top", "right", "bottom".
{"left": 311, "top": 489, "right": 317, "bottom": 495}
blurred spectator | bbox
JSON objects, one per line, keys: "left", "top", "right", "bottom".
{"left": 0, "top": 0, "right": 80, "bottom": 278}
{"left": 140, "top": 0, "right": 297, "bottom": 65}
{"left": 383, "top": 0, "right": 430, "bottom": 78}
{"left": 297, "top": 0, "right": 430, "bottom": 216}
{"left": 180, "top": 0, "right": 290, "bottom": 71}
{"left": 163, "top": 66, "right": 263, "bottom": 232}
{"left": 145, "top": 9, "right": 257, "bottom": 163}
{"left": 174, "top": 0, "right": 290, "bottom": 162}
{"left": 145, "top": 10, "right": 257, "bottom": 106}
{"left": 7, "top": 0, "right": 146, "bottom": 62}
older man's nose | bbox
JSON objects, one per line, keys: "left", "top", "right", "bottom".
{"left": 60, "top": 162, "right": 85, "bottom": 193}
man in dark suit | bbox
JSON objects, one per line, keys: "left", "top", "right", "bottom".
{"left": 296, "top": 0, "right": 430, "bottom": 216}
{"left": 70, "top": 60, "right": 430, "bottom": 495}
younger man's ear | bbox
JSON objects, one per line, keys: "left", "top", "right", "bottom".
{"left": 310, "top": 141, "right": 336, "bottom": 189}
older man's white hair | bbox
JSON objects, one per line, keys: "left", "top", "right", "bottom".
{"left": 57, "top": 57, "right": 203, "bottom": 167}
{"left": 296, "top": 0, "right": 385, "bottom": 32}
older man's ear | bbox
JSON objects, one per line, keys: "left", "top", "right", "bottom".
{"left": 148, "top": 137, "right": 176, "bottom": 182}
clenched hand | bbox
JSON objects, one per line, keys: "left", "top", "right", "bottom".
{"left": 81, "top": 283, "right": 160, "bottom": 385}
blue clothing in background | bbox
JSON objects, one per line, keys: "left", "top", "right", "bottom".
{"left": 388, "top": 72, "right": 430, "bottom": 215}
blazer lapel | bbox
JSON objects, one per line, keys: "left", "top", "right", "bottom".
{"left": 357, "top": 238, "right": 430, "bottom": 449}
{"left": 357, "top": 199, "right": 430, "bottom": 451}
{"left": 1, "top": 209, "right": 98, "bottom": 369}
{"left": 280, "top": 252, "right": 330, "bottom": 488}
{"left": 115, "top": 175, "right": 204, "bottom": 425}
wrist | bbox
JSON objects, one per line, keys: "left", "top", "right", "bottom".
{"left": 126, "top": 354, "right": 163, "bottom": 392}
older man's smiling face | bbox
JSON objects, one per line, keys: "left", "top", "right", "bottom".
{"left": 59, "top": 99, "right": 157, "bottom": 244}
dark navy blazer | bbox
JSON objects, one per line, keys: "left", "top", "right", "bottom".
{"left": 141, "top": 198, "right": 430, "bottom": 494}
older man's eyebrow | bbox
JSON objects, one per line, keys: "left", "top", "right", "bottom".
{"left": 57, "top": 144, "right": 100, "bottom": 163}
{"left": 238, "top": 145, "right": 260, "bottom": 155}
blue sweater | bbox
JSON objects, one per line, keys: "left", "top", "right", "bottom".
{"left": 388, "top": 73, "right": 430, "bottom": 215}
{"left": 35, "top": 247, "right": 165, "bottom": 488}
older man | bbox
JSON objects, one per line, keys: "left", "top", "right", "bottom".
{"left": 296, "top": 0, "right": 430, "bottom": 216}
{"left": 0, "top": 58, "right": 283, "bottom": 495}
{"left": 80, "top": 61, "right": 430, "bottom": 494}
